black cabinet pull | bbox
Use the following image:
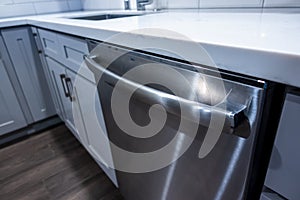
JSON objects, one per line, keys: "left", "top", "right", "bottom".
{"left": 59, "top": 74, "right": 70, "bottom": 98}
{"left": 65, "top": 77, "right": 73, "bottom": 102}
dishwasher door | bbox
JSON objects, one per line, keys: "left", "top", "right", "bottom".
{"left": 85, "top": 43, "right": 265, "bottom": 200}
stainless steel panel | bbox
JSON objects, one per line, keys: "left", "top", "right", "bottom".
{"left": 86, "top": 43, "right": 265, "bottom": 200}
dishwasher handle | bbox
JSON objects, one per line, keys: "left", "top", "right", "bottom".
{"left": 84, "top": 55, "right": 251, "bottom": 138}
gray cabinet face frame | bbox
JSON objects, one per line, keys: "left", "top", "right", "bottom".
{"left": 32, "top": 27, "right": 62, "bottom": 121}
{"left": 2, "top": 27, "right": 55, "bottom": 122}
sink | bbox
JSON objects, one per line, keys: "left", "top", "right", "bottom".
{"left": 70, "top": 14, "right": 142, "bottom": 21}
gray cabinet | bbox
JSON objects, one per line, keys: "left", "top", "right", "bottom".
{"left": 40, "top": 29, "right": 118, "bottom": 186}
{"left": 1, "top": 27, "right": 55, "bottom": 122}
{"left": 0, "top": 48, "right": 27, "bottom": 136}
{"left": 264, "top": 93, "right": 300, "bottom": 200}
{"left": 46, "top": 57, "right": 80, "bottom": 138}
{"left": 38, "top": 28, "right": 88, "bottom": 73}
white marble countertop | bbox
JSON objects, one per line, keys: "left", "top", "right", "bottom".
{"left": 1, "top": 9, "right": 300, "bottom": 87}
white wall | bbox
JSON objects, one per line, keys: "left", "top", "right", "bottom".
{"left": 81, "top": 0, "right": 300, "bottom": 10}
{"left": 1, "top": 0, "right": 298, "bottom": 19}
{"left": 81, "top": 0, "right": 165, "bottom": 10}
{"left": 159, "top": 0, "right": 300, "bottom": 9}
{"left": 0, "top": 0, "right": 82, "bottom": 19}
{"left": 81, "top": 0, "right": 124, "bottom": 10}
{"left": 75, "top": 0, "right": 300, "bottom": 10}
{"left": 264, "top": 0, "right": 300, "bottom": 7}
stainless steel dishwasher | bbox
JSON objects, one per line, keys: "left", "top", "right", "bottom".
{"left": 85, "top": 41, "right": 282, "bottom": 200}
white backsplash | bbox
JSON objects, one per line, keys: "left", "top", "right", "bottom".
{"left": 0, "top": 0, "right": 82, "bottom": 19}
{"left": 81, "top": 0, "right": 125, "bottom": 10}
{"left": 165, "top": 0, "right": 199, "bottom": 9}
{"left": 141, "top": 0, "right": 300, "bottom": 9}
{"left": 264, "top": 0, "right": 300, "bottom": 7}
{"left": 1, "top": 0, "right": 299, "bottom": 19}
{"left": 199, "top": 0, "right": 264, "bottom": 8}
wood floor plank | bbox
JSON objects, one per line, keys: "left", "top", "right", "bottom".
{"left": 99, "top": 188, "right": 124, "bottom": 200}
{"left": 0, "top": 125, "right": 68, "bottom": 160}
{"left": 0, "top": 125, "right": 73, "bottom": 181}
{"left": 0, "top": 134, "right": 81, "bottom": 182}
{"left": 0, "top": 181, "right": 51, "bottom": 200}
{"left": 43, "top": 158, "right": 101, "bottom": 197}
{"left": 56, "top": 173, "right": 118, "bottom": 200}
{"left": 0, "top": 148, "right": 87, "bottom": 198}
{"left": 0, "top": 125, "right": 123, "bottom": 200}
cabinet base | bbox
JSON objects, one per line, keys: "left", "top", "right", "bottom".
{"left": 0, "top": 116, "right": 62, "bottom": 147}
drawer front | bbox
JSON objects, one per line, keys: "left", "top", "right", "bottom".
{"left": 39, "top": 29, "right": 94, "bottom": 83}
{"left": 58, "top": 34, "right": 88, "bottom": 73}
{"left": 38, "top": 29, "right": 62, "bottom": 62}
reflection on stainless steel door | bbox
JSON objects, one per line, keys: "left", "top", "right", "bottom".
{"left": 85, "top": 43, "right": 266, "bottom": 200}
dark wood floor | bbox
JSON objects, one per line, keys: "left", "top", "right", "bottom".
{"left": 0, "top": 125, "right": 124, "bottom": 200}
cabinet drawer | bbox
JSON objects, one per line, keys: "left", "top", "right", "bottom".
{"left": 38, "top": 29, "right": 62, "bottom": 62}
{"left": 38, "top": 29, "right": 94, "bottom": 82}
{"left": 58, "top": 34, "right": 88, "bottom": 73}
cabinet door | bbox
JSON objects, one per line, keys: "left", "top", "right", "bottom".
{"left": 0, "top": 58, "right": 27, "bottom": 135}
{"left": 1, "top": 27, "right": 55, "bottom": 122}
{"left": 45, "top": 57, "right": 67, "bottom": 121}
{"left": 45, "top": 58, "right": 81, "bottom": 138}
{"left": 73, "top": 73, "right": 118, "bottom": 186}
{"left": 65, "top": 69, "right": 87, "bottom": 140}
